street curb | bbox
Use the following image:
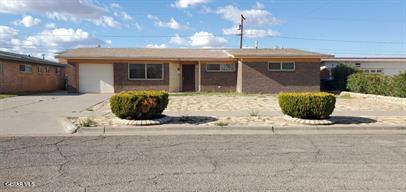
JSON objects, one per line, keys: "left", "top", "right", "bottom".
{"left": 75, "top": 124, "right": 406, "bottom": 135}
{"left": 60, "top": 118, "right": 78, "bottom": 134}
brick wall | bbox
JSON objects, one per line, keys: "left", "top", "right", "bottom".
{"left": 65, "top": 63, "right": 77, "bottom": 93}
{"left": 0, "top": 59, "right": 65, "bottom": 93}
{"left": 113, "top": 63, "right": 169, "bottom": 92}
{"left": 200, "top": 63, "right": 237, "bottom": 92}
{"left": 242, "top": 62, "right": 320, "bottom": 93}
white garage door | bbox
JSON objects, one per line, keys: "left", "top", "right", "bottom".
{"left": 79, "top": 64, "right": 114, "bottom": 93}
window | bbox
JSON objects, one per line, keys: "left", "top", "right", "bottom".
{"left": 19, "top": 64, "right": 32, "bottom": 73}
{"left": 56, "top": 67, "right": 61, "bottom": 75}
{"left": 129, "top": 63, "right": 163, "bottom": 80}
{"left": 268, "top": 62, "right": 295, "bottom": 71}
{"left": 45, "top": 66, "right": 50, "bottom": 73}
{"left": 38, "top": 66, "right": 43, "bottom": 73}
{"left": 355, "top": 63, "right": 361, "bottom": 68}
{"left": 364, "top": 68, "right": 384, "bottom": 74}
{"left": 0, "top": 63, "right": 3, "bottom": 73}
{"left": 206, "top": 64, "right": 235, "bottom": 72}
{"left": 147, "top": 64, "right": 163, "bottom": 79}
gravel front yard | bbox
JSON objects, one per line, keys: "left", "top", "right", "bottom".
{"left": 79, "top": 94, "right": 406, "bottom": 127}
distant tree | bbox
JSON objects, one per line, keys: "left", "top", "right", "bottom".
{"left": 332, "top": 63, "right": 359, "bottom": 91}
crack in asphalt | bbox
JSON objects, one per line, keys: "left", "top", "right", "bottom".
{"left": 3, "top": 135, "right": 406, "bottom": 191}
{"left": 307, "top": 137, "right": 321, "bottom": 161}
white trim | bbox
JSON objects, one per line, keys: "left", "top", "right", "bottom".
{"left": 198, "top": 62, "right": 201, "bottom": 92}
{"left": 268, "top": 62, "right": 295, "bottom": 72}
{"left": 205, "top": 63, "right": 236, "bottom": 72}
{"left": 128, "top": 63, "right": 164, "bottom": 80}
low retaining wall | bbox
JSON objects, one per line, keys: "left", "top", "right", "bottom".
{"left": 340, "top": 91, "right": 406, "bottom": 105}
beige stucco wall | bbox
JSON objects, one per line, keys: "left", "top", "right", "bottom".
{"left": 169, "top": 62, "right": 181, "bottom": 92}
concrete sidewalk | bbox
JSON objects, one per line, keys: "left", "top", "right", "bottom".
{"left": 0, "top": 92, "right": 111, "bottom": 136}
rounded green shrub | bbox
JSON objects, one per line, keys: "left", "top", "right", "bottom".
{"left": 278, "top": 92, "right": 336, "bottom": 119}
{"left": 110, "top": 90, "right": 169, "bottom": 120}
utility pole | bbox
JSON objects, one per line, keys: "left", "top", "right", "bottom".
{"left": 239, "top": 14, "right": 246, "bottom": 49}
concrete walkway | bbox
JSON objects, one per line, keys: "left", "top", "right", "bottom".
{"left": 0, "top": 92, "right": 111, "bottom": 136}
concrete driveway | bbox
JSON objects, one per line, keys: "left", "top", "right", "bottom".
{"left": 0, "top": 92, "right": 112, "bottom": 136}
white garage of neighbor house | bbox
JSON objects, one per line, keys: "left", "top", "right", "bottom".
{"left": 78, "top": 63, "right": 114, "bottom": 93}
{"left": 322, "top": 57, "right": 406, "bottom": 76}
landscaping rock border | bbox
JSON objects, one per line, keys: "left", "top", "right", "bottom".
{"left": 340, "top": 91, "right": 406, "bottom": 105}
{"left": 111, "top": 116, "right": 172, "bottom": 126}
{"left": 283, "top": 115, "right": 335, "bottom": 125}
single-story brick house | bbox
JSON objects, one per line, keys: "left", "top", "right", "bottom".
{"left": 0, "top": 51, "right": 66, "bottom": 93}
{"left": 56, "top": 48, "right": 332, "bottom": 93}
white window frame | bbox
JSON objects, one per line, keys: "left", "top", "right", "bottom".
{"left": 206, "top": 63, "right": 236, "bottom": 72}
{"left": 45, "top": 66, "right": 50, "bottom": 73}
{"left": 38, "top": 65, "right": 43, "bottom": 73}
{"left": 56, "top": 67, "right": 61, "bottom": 75}
{"left": 128, "top": 63, "right": 164, "bottom": 80}
{"left": 19, "top": 64, "right": 32, "bottom": 73}
{"left": 268, "top": 62, "right": 295, "bottom": 72}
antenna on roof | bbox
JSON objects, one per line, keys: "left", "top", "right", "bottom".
{"left": 255, "top": 41, "right": 259, "bottom": 49}
{"left": 96, "top": 44, "right": 101, "bottom": 48}
{"left": 41, "top": 54, "right": 45, "bottom": 60}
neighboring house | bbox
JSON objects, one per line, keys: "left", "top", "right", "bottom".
{"left": 0, "top": 51, "right": 66, "bottom": 93}
{"left": 56, "top": 48, "right": 332, "bottom": 93}
{"left": 322, "top": 57, "right": 406, "bottom": 77}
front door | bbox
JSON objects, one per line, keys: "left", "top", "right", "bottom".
{"left": 182, "top": 65, "right": 195, "bottom": 92}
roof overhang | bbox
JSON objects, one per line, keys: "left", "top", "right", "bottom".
{"left": 0, "top": 55, "right": 65, "bottom": 67}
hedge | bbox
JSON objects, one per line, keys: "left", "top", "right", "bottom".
{"left": 110, "top": 90, "right": 169, "bottom": 120}
{"left": 278, "top": 92, "right": 336, "bottom": 119}
{"left": 393, "top": 72, "right": 406, "bottom": 97}
{"left": 347, "top": 72, "right": 406, "bottom": 98}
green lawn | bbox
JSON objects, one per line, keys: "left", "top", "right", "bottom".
{"left": 0, "top": 94, "right": 16, "bottom": 100}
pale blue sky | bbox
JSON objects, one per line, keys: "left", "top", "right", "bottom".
{"left": 0, "top": 0, "right": 405, "bottom": 59}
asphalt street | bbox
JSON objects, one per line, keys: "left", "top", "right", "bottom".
{"left": 1, "top": 134, "right": 406, "bottom": 191}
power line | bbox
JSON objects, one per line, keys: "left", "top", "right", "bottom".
{"left": 2, "top": 45, "right": 405, "bottom": 56}
{"left": 3, "top": 32, "right": 405, "bottom": 45}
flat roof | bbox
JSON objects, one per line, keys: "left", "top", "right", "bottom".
{"left": 0, "top": 51, "right": 65, "bottom": 66}
{"left": 226, "top": 48, "right": 333, "bottom": 58}
{"left": 322, "top": 57, "right": 406, "bottom": 62}
{"left": 56, "top": 48, "right": 332, "bottom": 60}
